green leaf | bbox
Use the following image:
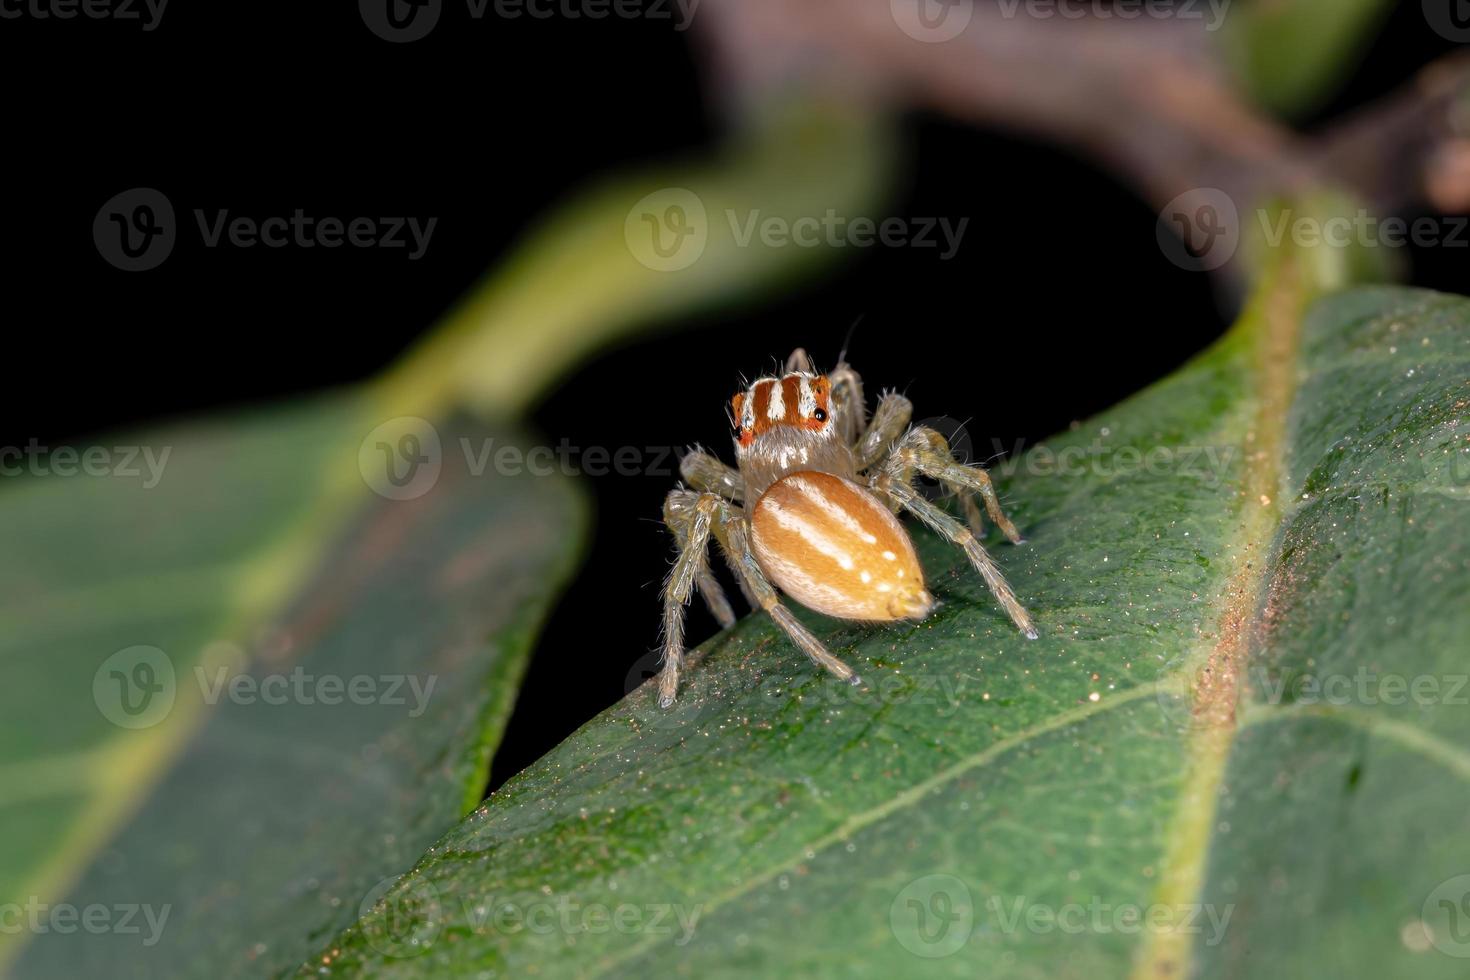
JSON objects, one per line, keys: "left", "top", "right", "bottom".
{"left": 1, "top": 399, "right": 588, "bottom": 979}
{"left": 310, "top": 234, "right": 1469, "bottom": 977}
{"left": 1, "top": 105, "right": 890, "bottom": 978}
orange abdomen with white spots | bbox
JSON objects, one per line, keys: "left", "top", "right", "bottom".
{"left": 749, "top": 472, "right": 934, "bottom": 622}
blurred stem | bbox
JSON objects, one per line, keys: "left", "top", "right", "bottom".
{"left": 372, "top": 103, "right": 895, "bottom": 423}
{"left": 697, "top": 1, "right": 1470, "bottom": 234}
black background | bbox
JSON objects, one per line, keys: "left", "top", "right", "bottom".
{"left": 0, "top": 1, "right": 1460, "bottom": 792}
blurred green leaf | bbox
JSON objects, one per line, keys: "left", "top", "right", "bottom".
{"left": 1, "top": 105, "right": 891, "bottom": 978}
{"left": 3, "top": 402, "right": 588, "bottom": 978}
{"left": 1222, "top": 0, "right": 1393, "bottom": 117}
{"left": 310, "top": 230, "right": 1469, "bottom": 977}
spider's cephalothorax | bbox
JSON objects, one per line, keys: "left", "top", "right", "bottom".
{"left": 656, "top": 349, "right": 1036, "bottom": 708}
{"left": 731, "top": 371, "right": 852, "bottom": 496}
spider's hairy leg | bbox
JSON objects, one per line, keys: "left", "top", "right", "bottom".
{"left": 872, "top": 476, "right": 1038, "bottom": 639}
{"left": 679, "top": 449, "right": 745, "bottom": 503}
{"left": 715, "top": 506, "right": 864, "bottom": 688}
{"left": 674, "top": 455, "right": 756, "bottom": 608}
{"left": 884, "top": 427, "right": 1025, "bottom": 545}
{"left": 855, "top": 391, "right": 913, "bottom": 471}
{"left": 664, "top": 489, "right": 737, "bottom": 629}
{"left": 659, "top": 491, "right": 736, "bottom": 707}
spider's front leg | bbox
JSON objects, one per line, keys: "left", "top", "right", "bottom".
{"left": 659, "top": 490, "right": 738, "bottom": 707}
{"left": 677, "top": 451, "right": 756, "bottom": 608}
{"left": 875, "top": 477, "right": 1037, "bottom": 638}
{"left": 870, "top": 455, "right": 1038, "bottom": 639}
{"left": 854, "top": 391, "right": 913, "bottom": 471}
{"left": 881, "top": 427, "right": 1025, "bottom": 544}
{"left": 679, "top": 449, "right": 745, "bottom": 503}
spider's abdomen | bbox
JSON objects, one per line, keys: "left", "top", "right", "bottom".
{"left": 750, "top": 472, "right": 933, "bottom": 622}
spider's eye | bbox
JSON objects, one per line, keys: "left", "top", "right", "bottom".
{"left": 813, "top": 408, "right": 828, "bottom": 422}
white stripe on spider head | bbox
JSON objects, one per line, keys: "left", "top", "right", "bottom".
{"left": 766, "top": 378, "right": 785, "bottom": 420}
{"left": 797, "top": 375, "right": 815, "bottom": 417}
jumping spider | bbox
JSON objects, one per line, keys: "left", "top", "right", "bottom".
{"left": 657, "top": 348, "right": 1036, "bottom": 707}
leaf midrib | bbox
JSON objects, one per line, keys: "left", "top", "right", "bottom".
{"left": 1129, "top": 251, "right": 1309, "bottom": 980}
